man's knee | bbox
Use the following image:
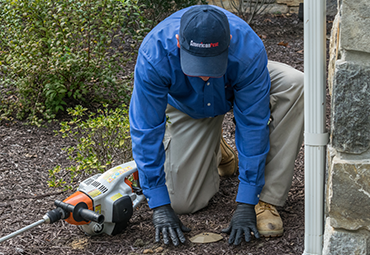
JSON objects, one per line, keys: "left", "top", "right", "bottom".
{"left": 286, "top": 70, "right": 304, "bottom": 103}
{"left": 288, "top": 69, "right": 304, "bottom": 92}
{"left": 268, "top": 61, "right": 304, "bottom": 95}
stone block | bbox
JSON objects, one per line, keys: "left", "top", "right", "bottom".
{"left": 331, "top": 61, "right": 370, "bottom": 154}
{"left": 326, "top": 0, "right": 338, "bottom": 16}
{"left": 208, "top": 0, "right": 233, "bottom": 11}
{"left": 276, "top": 0, "right": 302, "bottom": 7}
{"left": 327, "top": 156, "right": 370, "bottom": 231}
{"left": 209, "top": 1, "right": 290, "bottom": 14}
{"left": 327, "top": 14, "right": 340, "bottom": 96}
{"left": 323, "top": 218, "right": 370, "bottom": 255}
{"left": 288, "top": 6, "right": 299, "bottom": 14}
{"left": 261, "top": 3, "right": 289, "bottom": 14}
{"left": 341, "top": 0, "right": 370, "bottom": 54}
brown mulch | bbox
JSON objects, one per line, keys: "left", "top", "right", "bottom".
{"left": 0, "top": 13, "right": 334, "bottom": 255}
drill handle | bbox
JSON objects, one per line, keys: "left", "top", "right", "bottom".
{"left": 54, "top": 200, "right": 104, "bottom": 224}
{"left": 78, "top": 206, "right": 104, "bottom": 224}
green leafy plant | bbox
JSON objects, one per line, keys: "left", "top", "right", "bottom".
{"left": 48, "top": 104, "right": 132, "bottom": 190}
{"left": 0, "top": 0, "right": 149, "bottom": 123}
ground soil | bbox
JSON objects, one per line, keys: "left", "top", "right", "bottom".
{"left": 0, "top": 13, "right": 334, "bottom": 255}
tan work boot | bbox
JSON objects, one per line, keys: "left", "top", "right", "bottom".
{"left": 255, "top": 201, "right": 284, "bottom": 237}
{"left": 218, "top": 136, "right": 238, "bottom": 176}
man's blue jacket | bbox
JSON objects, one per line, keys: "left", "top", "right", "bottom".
{"left": 129, "top": 5, "right": 271, "bottom": 209}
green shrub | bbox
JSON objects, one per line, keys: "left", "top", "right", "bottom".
{"left": 0, "top": 0, "right": 149, "bottom": 123}
{"left": 139, "top": 0, "right": 208, "bottom": 27}
{"left": 48, "top": 104, "right": 132, "bottom": 190}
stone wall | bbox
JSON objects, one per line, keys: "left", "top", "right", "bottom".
{"left": 209, "top": 0, "right": 302, "bottom": 14}
{"left": 324, "top": 0, "right": 370, "bottom": 254}
{"left": 209, "top": 0, "right": 337, "bottom": 16}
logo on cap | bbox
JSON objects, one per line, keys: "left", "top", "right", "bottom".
{"left": 190, "top": 40, "right": 219, "bottom": 48}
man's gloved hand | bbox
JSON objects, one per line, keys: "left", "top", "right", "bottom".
{"left": 152, "top": 204, "right": 191, "bottom": 246}
{"left": 222, "top": 203, "right": 260, "bottom": 245}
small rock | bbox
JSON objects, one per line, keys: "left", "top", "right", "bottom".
{"left": 154, "top": 247, "right": 164, "bottom": 253}
{"left": 143, "top": 249, "right": 154, "bottom": 254}
{"left": 15, "top": 248, "right": 24, "bottom": 254}
{"left": 70, "top": 238, "right": 89, "bottom": 250}
{"left": 134, "top": 238, "right": 145, "bottom": 247}
{"left": 257, "top": 242, "right": 264, "bottom": 248}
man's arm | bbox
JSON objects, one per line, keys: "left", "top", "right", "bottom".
{"left": 129, "top": 51, "right": 171, "bottom": 209}
{"left": 222, "top": 48, "right": 270, "bottom": 245}
{"left": 130, "top": 51, "right": 191, "bottom": 246}
{"left": 233, "top": 49, "right": 271, "bottom": 205}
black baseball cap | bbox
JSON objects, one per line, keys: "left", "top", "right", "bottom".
{"left": 179, "top": 5, "right": 230, "bottom": 77}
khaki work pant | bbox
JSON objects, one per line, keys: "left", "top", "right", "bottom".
{"left": 163, "top": 60, "right": 304, "bottom": 214}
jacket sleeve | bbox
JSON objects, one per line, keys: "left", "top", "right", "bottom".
{"left": 129, "top": 51, "right": 171, "bottom": 209}
{"left": 233, "top": 49, "right": 271, "bottom": 205}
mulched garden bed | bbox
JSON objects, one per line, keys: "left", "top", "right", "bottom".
{"left": 0, "top": 13, "right": 333, "bottom": 255}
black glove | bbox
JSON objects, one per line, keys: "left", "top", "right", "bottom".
{"left": 152, "top": 204, "right": 191, "bottom": 246}
{"left": 222, "top": 203, "right": 260, "bottom": 245}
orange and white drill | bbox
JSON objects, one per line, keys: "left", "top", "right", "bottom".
{"left": 0, "top": 161, "right": 145, "bottom": 243}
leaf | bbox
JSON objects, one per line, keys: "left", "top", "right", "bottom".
{"left": 45, "top": 90, "right": 54, "bottom": 97}
{"left": 278, "top": 41, "right": 289, "bottom": 47}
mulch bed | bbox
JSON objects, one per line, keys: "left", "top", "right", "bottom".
{"left": 0, "top": 13, "right": 333, "bottom": 255}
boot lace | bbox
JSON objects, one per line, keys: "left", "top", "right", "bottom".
{"left": 256, "top": 201, "right": 279, "bottom": 216}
